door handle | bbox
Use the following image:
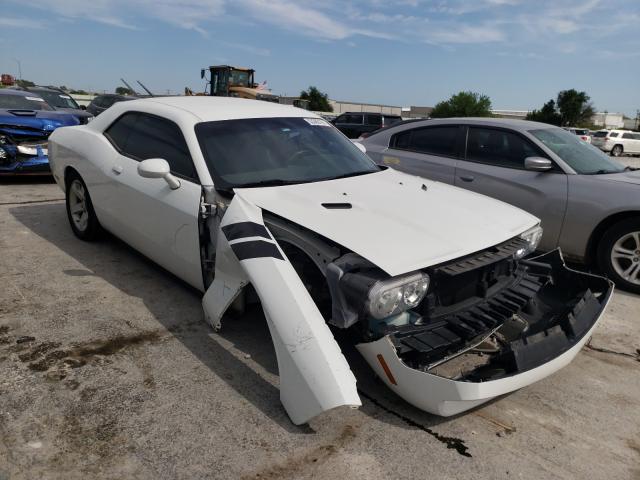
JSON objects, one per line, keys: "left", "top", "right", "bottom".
{"left": 459, "top": 175, "right": 475, "bottom": 182}
{"left": 112, "top": 165, "right": 123, "bottom": 175}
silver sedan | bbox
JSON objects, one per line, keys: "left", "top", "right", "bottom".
{"left": 361, "top": 118, "right": 640, "bottom": 293}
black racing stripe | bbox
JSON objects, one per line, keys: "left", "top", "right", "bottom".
{"left": 230, "top": 240, "right": 284, "bottom": 261}
{"left": 222, "top": 221, "right": 271, "bottom": 241}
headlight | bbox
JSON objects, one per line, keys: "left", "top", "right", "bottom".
{"left": 17, "top": 144, "right": 48, "bottom": 156}
{"left": 515, "top": 225, "right": 543, "bottom": 259}
{"left": 366, "top": 272, "right": 429, "bottom": 319}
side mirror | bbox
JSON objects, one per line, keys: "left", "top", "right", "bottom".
{"left": 80, "top": 105, "right": 87, "bottom": 110}
{"left": 524, "top": 157, "right": 553, "bottom": 172}
{"left": 200, "top": 69, "right": 206, "bottom": 79}
{"left": 137, "top": 158, "right": 181, "bottom": 189}
{"left": 352, "top": 141, "right": 367, "bottom": 154}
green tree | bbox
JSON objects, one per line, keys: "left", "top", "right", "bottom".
{"left": 115, "top": 86, "right": 134, "bottom": 95}
{"left": 526, "top": 99, "right": 562, "bottom": 125}
{"left": 556, "top": 89, "right": 594, "bottom": 126}
{"left": 300, "top": 86, "right": 333, "bottom": 112}
{"left": 430, "top": 91, "right": 492, "bottom": 118}
{"left": 15, "top": 79, "right": 35, "bottom": 87}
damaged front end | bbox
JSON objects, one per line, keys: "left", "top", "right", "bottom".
{"left": 0, "top": 131, "right": 50, "bottom": 175}
{"left": 355, "top": 248, "right": 613, "bottom": 416}
{"left": 203, "top": 192, "right": 612, "bottom": 424}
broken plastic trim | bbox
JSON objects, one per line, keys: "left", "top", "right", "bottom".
{"left": 356, "top": 249, "right": 614, "bottom": 417}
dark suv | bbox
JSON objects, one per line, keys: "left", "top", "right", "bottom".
{"left": 331, "top": 112, "right": 402, "bottom": 139}
{"left": 86, "top": 94, "right": 137, "bottom": 116}
{"left": 23, "top": 86, "right": 94, "bottom": 125}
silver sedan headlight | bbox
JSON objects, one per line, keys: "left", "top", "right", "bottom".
{"left": 366, "top": 272, "right": 430, "bottom": 319}
{"left": 515, "top": 225, "right": 543, "bottom": 259}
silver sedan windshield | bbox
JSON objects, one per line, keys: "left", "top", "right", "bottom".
{"left": 530, "top": 127, "right": 625, "bottom": 174}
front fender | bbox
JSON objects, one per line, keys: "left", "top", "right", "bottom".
{"left": 202, "top": 193, "right": 361, "bottom": 424}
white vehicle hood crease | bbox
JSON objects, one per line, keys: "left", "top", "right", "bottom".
{"left": 235, "top": 168, "right": 539, "bottom": 276}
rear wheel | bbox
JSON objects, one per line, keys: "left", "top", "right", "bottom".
{"left": 598, "top": 218, "right": 640, "bottom": 294}
{"left": 611, "top": 145, "right": 623, "bottom": 157}
{"left": 65, "top": 171, "right": 102, "bottom": 241}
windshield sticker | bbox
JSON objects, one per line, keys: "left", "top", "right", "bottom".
{"left": 304, "top": 118, "right": 330, "bottom": 127}
{"left": 25, "top": 96, "right": 45, "bottom": 102}
{"left": 59, "top": 94, "right": 72, "bottom": 99}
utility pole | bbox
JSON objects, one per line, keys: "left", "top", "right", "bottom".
{"left": 13, "top": 58, "right": 22, "bottom": 82}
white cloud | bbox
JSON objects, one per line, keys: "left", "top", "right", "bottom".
{"left": 0, "top": 17, "right": 44, "bottom": 29}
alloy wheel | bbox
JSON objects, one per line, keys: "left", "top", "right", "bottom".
{"left": 610, "top": 231, "right": 640, "bottom": 286}
{"left": 68, "top": 179, "right": 89, "bottom": 232}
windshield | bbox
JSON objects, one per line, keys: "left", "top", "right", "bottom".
{"left": 229, "top": 70, "right": 250, "bottom": 87}
{"left": 195, "top": 117, "right": 380, "bottom": 189}
{"left": 35, "top": 90, "right": 80, "bottom": 109}
{"left": 530, "top": 127, "right": 625, "bottom": 175}
{"left": 0, "top": 94, "right": 54, "bottom": 111}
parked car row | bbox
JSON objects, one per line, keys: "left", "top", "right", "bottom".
{"left": 0, "top": 89, "right": 80, "bottom": 175}
{"left": 0, "top": 88, "right": 141, "bottom": 175}
{"left": 359, "top": 118, "right": 640, "bottom": 293}
{"left": 49, "top": 96, "right": 613, "bottom": 425}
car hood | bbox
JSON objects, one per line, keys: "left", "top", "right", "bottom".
{"left": 54, "top": 107, "right": 93, "bottom": 118}
{"left": 235, "top": 168, "right": 539, "bottom": 276}
{"left": 597, "top": 169, "right": 640, "bottom": 186}
{"left": 0, "top": 109, "right": 79, "bottom": 130}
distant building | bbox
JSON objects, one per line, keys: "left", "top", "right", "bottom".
{"left": 329, "top": 99, "right": 402, "bottom": 116}
{"left": 592, "top": 112, "right": 625, "bottom": 129}
{"left": 491, "top": 109, "right": 530, "bottom": 119}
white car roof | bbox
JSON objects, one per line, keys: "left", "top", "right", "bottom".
{"left": 126, "top": 96, "right": 314, "bottom": 122}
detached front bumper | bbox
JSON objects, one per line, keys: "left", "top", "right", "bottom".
{"left": 356, "top": 250, "right": 614, "bottom": 416}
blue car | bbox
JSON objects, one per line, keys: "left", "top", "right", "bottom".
{"left": 0, "top": 89, "right": 79, "bottom": 175}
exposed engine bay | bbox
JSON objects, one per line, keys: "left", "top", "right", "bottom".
{"left": 200, "top": 187, "right": 613, "bottom": 422}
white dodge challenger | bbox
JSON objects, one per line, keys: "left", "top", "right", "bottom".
{"left": 48, "top": 97, "right": 613, "bottom": 425}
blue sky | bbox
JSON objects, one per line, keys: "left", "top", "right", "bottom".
{"left": 2, "top": 0, "right": 639, "bottom": 115}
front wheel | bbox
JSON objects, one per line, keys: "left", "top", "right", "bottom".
{"left": 65, "top": 172, "right": 103, "bottom": 241}
{"left": 598, "top": 218, "right": 640, "bottom": 294}
{"left": 611, "top": 145, "right": 623, "bottom": 157}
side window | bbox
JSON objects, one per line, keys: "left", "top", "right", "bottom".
{"left": 335, "top": 114, "right": 347, "bottom": 123}
{"left": 345, "top": 113, "right": 363, "bottom": 124}
{"left": 365, "top": 114, "right": 382, "bottom": 127}
{"left": 466, "top": 127, "right": 540, "bottom": 169}
{"left": 409, "top": 126, "right": 459, "bottom": 157}
{"left": 622, "top": 133, "right": 634, "bottom": 139}
{"left": 92, "top": 96, "right": 106, "bottom": 108}
{"left": 609, "top": 132, "right": 619, "bottom": 138}
{"left": 391, "top": 130, "right": 411, "bottom": 149}
{"left": 105, "top": 112, "right": 197, "bottom": 181}
{"left": 102, "top": 97, "right": 116, "bottom": 108}
{"left": 104, "top": 112, "right": 138, "bottom": 150}
{"left": 633, "top": 133, "right": 640, "bottom": 140}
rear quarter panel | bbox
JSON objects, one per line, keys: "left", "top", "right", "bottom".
{"left": 48, "top": 126, "right": 119, "bottom": 231}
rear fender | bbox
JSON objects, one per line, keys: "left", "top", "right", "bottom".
{"left": 202, "top": 193, "right": 361, "bottom": 424}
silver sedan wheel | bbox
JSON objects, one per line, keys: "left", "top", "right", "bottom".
{"left": 68, "top": 179, "right": 89, "bottom": 232}
{"left": 611, "top": 231, "right": 640, "bottom": 285}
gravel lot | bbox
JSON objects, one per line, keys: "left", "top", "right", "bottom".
{"left": 1, "top": 178, "right": 639, "bottom": 480}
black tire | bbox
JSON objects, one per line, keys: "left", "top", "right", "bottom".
{"left": 65, "top": 171, "right": 103, "bottom": 241}
{"left": 597, "top": 218, "right": 640, "bottom": 294}
{"left": 610, "top": 145, "right": 623, "bottom": 157}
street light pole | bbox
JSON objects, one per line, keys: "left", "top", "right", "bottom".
{"left": 13, "top": 58, "right": 22, "bottom": 82}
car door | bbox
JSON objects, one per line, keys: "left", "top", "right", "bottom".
{"left": 454, "top": 126, "right": 568, "bottom": 250}
{"left": 102, "top": 111, "right": 204, "bottom": 290}
{"left": 381, "top": 125, "right": 462, "bottom": 184}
